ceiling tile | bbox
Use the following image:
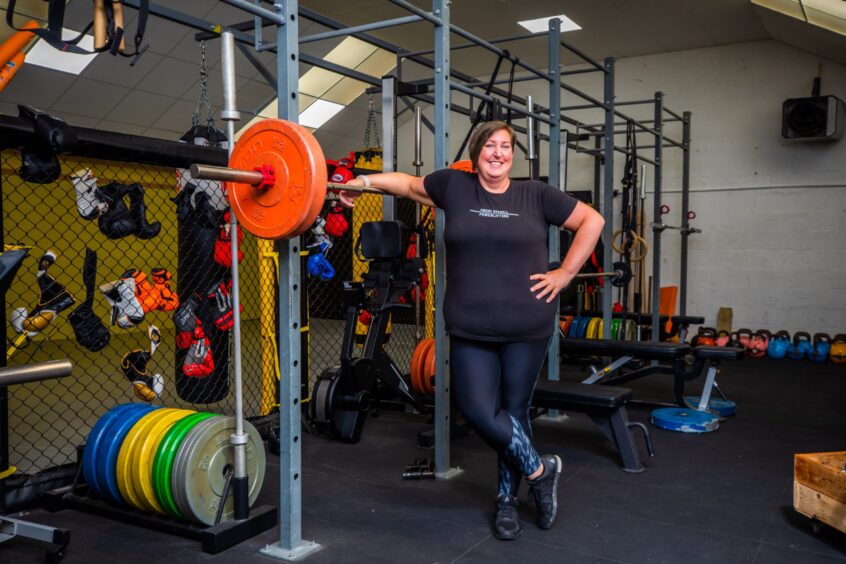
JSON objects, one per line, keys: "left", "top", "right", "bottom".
{"left": 55, "top": 112, "right": 101, "bottom": 129}
{"left": 95, "top": 119, "right": 149, "bottom": 136}
{"left": 167, "top": 32, "right": 223, "bottom": 67}
{"left": 51, "top": 77, "right": 131, "bottom": 119}
{"left": 143, "top": 17, "right": 193, "bottom": 56}
{"left": 102, "top": 89, "right": 176, "bottom": 126}
{"left": 150, "top": 99, "right": 199, "bottom": 134}
{"left": 152, "top": 0, "right": 216, "bottom": 19}
{"left": 0, "top": 66, "right": 77, "bottom": 110}
{"left": 82, "top": 51, "right": 164, "bottom": 89}
{"left": 134, "top": 56, "right": 205, "bottom": 99}
{"left": 235, "top": 79, "right": 276, "bottom": 113}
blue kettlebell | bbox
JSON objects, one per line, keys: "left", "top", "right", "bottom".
{"left": 810, "top": 333, "right": 831, "bottom": 363}
{"left": 787, "top": 331, "right": 812, "bottom": 360}
{"left": 768, "top": 330, "right": 790, "bottom": 359}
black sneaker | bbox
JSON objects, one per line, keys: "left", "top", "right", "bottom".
{"left": 526, "top": 454, "right": 562, "bottom": 529}
{"left": 494, "top": 495, "right": 522, "bottom": 540}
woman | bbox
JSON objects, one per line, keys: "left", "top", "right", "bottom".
{"left": 339, "top": 120, "right": 605, "bottom": 540}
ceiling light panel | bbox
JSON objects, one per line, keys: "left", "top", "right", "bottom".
{"left": 517, "top": 14, "right": 581, "bottom": 34}
{"left": 26, "top": 30, "right": 97, "bottom": 75}
{"left": 298, "top": 99, "right": 344, "bottom": 129}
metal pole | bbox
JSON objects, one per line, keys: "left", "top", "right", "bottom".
{"left": 299, "top": 15, "right": 423, "bottom": 43}
{"left": 547, "top": 17, "right": 562, "bottom": 389}
{"left": 601, "top": 58, "right": 615, "bottom": 338}
{"left": 650, "top": 92, "right": 664, "bottom": 342}
{"left": 219, "top": 31, "right": 250, "bottom": 522}
{"left": 260, "top": 2, "right": 321, "bottom": 560}
{"left": 432, "top": 0, "right": 460, "bottom": 480}
{"left": 382, "top": 75, "right": 396, "bottom": 220}
{"left": 679, "top": 111, "right": 692, "bottom": 321}
{"left": 413, "top": 105, "right": 423, "bottom": 343}
{"left": 526, "top": 95, "right": 536, "bottom": 162}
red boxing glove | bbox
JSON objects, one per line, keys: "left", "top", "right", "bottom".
{"left": 208, "top": 279, "right": 243, "bottom": 331}
{"left": 325, "top": 206, "right": 349, "bottom": 237}
{"left": 214, "top": 211, "right": 244, "bottom": 268}
{"left": 183, "top": 321, "right": 214, "bottom": 377}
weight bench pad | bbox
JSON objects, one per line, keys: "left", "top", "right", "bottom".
{"left": 694, "top": 346, "right": 745, "bottom": 361}
{"left": 534, "top": 381, "right": 632, "bottom": 411}
{"left": 560, "top": 338, "right": 691, "bottom": 360}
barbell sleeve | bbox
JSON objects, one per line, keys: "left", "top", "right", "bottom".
{"left": 574, "top": 270, "right": 624, "bottom": 280}
{"left": 189, "top": 163, "right": 386, "bottom": 195}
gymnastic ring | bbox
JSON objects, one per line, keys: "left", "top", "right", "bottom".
{"left": 611, "top": 229, "right": 648, "bottom": 262}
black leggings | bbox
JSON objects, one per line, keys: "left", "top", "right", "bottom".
{"left": 450, "top": 335, "right": 550, "bottom": 493}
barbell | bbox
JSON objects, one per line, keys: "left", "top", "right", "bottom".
{"left": 189, "top": 118, "right": 387, "bottom": 240}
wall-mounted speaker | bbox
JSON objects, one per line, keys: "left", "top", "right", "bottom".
{"left": 781, "top": 95, "right": 844, "bottom": 141}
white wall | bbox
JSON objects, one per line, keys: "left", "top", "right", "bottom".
{"left": 393, "top": 39, "right": 846, "bottom": 335}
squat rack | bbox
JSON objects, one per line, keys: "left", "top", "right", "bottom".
{"left": 108, "top": 1, "right": 693, "bottom": 560}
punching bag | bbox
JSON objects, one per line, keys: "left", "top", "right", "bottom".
{"left": 173, "top": 169, "right": 231, "bottom": 404}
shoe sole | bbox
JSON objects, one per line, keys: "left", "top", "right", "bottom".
{"left": 539, "top": 455, "right": 562, "bottom": 530}
{"left": 495, "top": 528, "right": 523, "bottom": 541}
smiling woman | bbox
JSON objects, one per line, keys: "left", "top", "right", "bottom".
{"left": 337, "top": 119, "right": 605, "bottom": 540}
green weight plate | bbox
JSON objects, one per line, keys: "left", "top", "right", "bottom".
{"left": 172, "top": 417, "right": 225, "bottom": 521}
{"left": 178, "top": 416, "right": 266, "bottom": 526}
{"left": 152, "top": 412, "right": 217, "bottom": 518}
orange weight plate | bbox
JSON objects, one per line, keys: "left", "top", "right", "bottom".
{"left": 410, "top": 339, "right": 430, "bottom": 396}
{"left": 423, "top": 340, "right": 436, "bottom": 397}
{"left": 450, "top": 160, "right": 474, "bottom": 173}
{"left": 418, "top": 339, "right": 434, "bottom": 397}
{"left": 227, "top": 118, "right": 328, "bottom": 240}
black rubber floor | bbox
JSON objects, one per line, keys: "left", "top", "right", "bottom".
{"left": 3, "top": 357, "right": 845, "bottom": 563}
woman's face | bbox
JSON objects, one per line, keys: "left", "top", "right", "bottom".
{"left": 475, "top": 128, "right": 513, "bottom": 183}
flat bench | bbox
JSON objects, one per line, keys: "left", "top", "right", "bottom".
{"left": 532, "top": 380, "right": 652, "bottom": 473}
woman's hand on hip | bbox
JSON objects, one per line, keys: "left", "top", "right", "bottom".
{"left": 529, "top": 268, "right": 575, "bottom": 303}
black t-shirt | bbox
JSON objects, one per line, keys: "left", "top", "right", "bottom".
{"left": 423, "top": 169, "right": 578, "bottom": 342}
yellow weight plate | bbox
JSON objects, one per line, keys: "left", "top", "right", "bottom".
{"left": 586, "top": 317, "right": 601, "bottom": 339}
{"left": 133, "top": 409, "right": 195, "bottom": 514}
{"left": 117, "top": 408, "right": 181, "bottom": 511}
{"left": 597, "top": 319, "right": 604, "bottom": 339}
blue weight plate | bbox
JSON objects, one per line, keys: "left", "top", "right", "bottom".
{"left": 82, "top": 404, "right": 145, "bottom": 499}
{"left": 651, "top": 407, "right": 719, "bottom": 433}
{"left": 577, "top": 317, "right": 590, "bottom": 338}
{"left": 98, "top": 404, "right": 160, "bottom": 505}
{"left": 684, "top": 396, "right": 737, "bottom": 417}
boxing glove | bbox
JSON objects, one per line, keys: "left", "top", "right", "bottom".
{"left": 183, "top": 321, "right": 214, "bottom": 378}
{"left": 213, "top": 211, "right": 243, "bottom": 268}
{"left": 121, "top": 349, "right": 164, "bottom": 402}
{"left": 207, "top": 280, "right": 242, "bottom": 331}
{"left": 172, "top": 294, "right": 198, "bottom": 349}
{"left": 100, "top": 278, "right": 145, "bottom": 328}
{"left": 123, "top": 269, "right": 158, "bottom": 314}
{"left": 150, "top": 268, "right": 179, "bottom": 312}
{"left": 71, "top": 169, "right": 107, "bottom": 220}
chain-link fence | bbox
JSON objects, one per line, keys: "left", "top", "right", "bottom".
{"left": 304, "top": 178, "right": 431, "bottom": 398}
{"left": 2, "top": 135, "right": 433, "bottom": 491}
{"left": 2, "top": 146, "right": 275, "bottom": 480}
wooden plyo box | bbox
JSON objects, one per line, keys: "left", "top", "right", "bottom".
{"left": 794, "top": 452, "right": 846, "bottom": 535}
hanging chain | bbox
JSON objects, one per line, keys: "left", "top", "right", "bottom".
{"left": 192, "top": 41, "right": 216, "bottom": 131}
{"left": 363, "top": 94, "right": 381, "bottom": 148}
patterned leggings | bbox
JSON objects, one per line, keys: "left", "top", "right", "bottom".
{"left": 449, "top": 335, "right": 550, "bottom": 497}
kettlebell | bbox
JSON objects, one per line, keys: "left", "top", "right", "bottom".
{"left": 787, "top": 331, "right": 812, "bottom": 360}
{"left": 768, "top": 330, "right": 790, "bottom": 359}
{"left": 726, "top": 331, "right": 741, "bottom": 348}
{"left": 748, "top": 329, "right": 770, "bottom": 358}
{"left": 737, "top": 328, "right": 753, "bottom": 351}
{"left": 830, "top": 334, "right": 846, "bottom": 363}
{"left": 715, "top": 330, "right": 730, "bottom": 347}
{"left": 690, "top": 326, "right": 716, "bottom": 347}
{"left": 810, "top": 333, "right": 831, "bottom": 363}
